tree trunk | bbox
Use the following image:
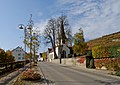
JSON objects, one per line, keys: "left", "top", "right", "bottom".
{"left": 53, "top": 46, "right": 57, "bottom": 59}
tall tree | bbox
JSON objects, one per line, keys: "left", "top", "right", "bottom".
{"left": 56, "top": 15, "right": 72, "bottom": 59}
{"left": 43, "top": 15, "right": 72, "bottom": 59}
{"left": 44, "top": 18, "right": 57, "bottom": 58}
{"left": 57, "top": 15, "right": 72, "bottom": 45}
{"left": 73, "top": 28, "right": 88, "bottom": 55}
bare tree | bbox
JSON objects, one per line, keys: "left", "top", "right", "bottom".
{"left": 56, "top": 15, "right": 72, "bottom": 60}
{"left": 43, "top": 18, "right": 57, "bottom": 59}
{"left": 57, "top": 15, "right": 72, "bottom": 46}
{"left": 43, "top": 15, "right": 72, "bottom": 59}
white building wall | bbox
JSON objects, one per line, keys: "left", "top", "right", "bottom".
{"left": 56, "top": 47, "right": 59, "bottom": 56}
{"left": 62, "top": 44, "right": 70, "bottom": 58}
{"left": 47, "top": 44, "right": 70, "bottom": 62}
{"left": 47, "top": 52, "right": 54, "bottom": 62}
{"left": 12, "top": 47, "right": 26, "bottom": 62}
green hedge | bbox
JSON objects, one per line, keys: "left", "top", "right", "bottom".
{"left": 115, "top": 70, "right": 120, "bottom": 76}
{"left": 109, "top": 45, "right": 120, "bottom": 58}
{"left": 92, "top": 45, "right": 120, "bottom": 58}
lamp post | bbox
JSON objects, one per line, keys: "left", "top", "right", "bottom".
{"left": 18, "top": 24, "right": 27, "bottom": 53}
{"left": 18, "top": 24, "right": 27, "bottom": 68}
{"left": 18, "top": 14, "right": 33, "bottom": 68}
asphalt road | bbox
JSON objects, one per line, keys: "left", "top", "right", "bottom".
{"left": 38, "top": 62, "right": 120, "bottom": 85}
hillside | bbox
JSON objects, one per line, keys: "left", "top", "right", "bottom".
{"left": 87, "top": 31, "right": 120, "bottom": 50}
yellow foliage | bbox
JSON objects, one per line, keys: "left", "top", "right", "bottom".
{"left": 42, "top": 52, "right": 47, "bottom": 60}
{"left": 92, "top": 45, "right": 110, "bottom": 58}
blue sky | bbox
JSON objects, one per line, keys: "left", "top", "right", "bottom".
{"left": 0, "top": 0, "right": 120, "bottom": 53}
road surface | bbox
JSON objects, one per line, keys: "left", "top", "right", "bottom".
{"left": 38, "top": 62, "right": 120, "bottom": 85}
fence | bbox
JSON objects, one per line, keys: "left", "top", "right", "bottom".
{"left": 0, "top": 61, "right": 25, "bottom": 75}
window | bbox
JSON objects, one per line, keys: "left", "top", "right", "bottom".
{"left": 18, "top": 53, "right": 21, "bottom": 56}
{"left": 22, "top": 57, "right": 25, "bottom": 59}
{"left": 18, "top": 57, "right": 21, "bottom": 60}
{"left": 23, "top": 54, "right": 24, "bottom": 56}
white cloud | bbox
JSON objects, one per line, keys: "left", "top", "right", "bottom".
{"left": 35, "top": 19, "right": 48, "bottom": 35}
{"left": 56, "top": 0, "right": 120, "bottom": 41}
{"left": 57, "top": 0, "right": 79, "bottom": 5}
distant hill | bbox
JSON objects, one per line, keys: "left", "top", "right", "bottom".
{"left": 87, "top": 31, "right": 120, "bottom": 50}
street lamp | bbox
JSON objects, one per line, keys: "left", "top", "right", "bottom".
{"left": 18, "top": 14, "right": 33, "bottom": 68}
{"left": 18, "top": 24, "right": 28, "bottom": 68}
{"left": 18, "top": 24, "right": 27, "bottom": 52}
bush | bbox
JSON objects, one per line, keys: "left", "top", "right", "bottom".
{"left": 95, "top": 59, "right": 103, "bottom": 69}
{"left": 92, "top": 46, "right": 110, "bottom": 58}
{"left": 15, "top": 63, "right": 23, "bottom": 68}
{"left": 20, "top": 69, "right": 41, "bottom": 81}
{"left": 109, "top": 45, "right": 120, "bottom": 58}
{"left": 92, "top": 45, "right": 120, "bottom": 58}
{"left": 77, "top": 57, "right": 85, "bottom": 63}
{"left": 115, "top": 70, "right": 120, "bottom": 76}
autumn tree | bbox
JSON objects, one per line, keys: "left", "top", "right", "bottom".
{"left": 6, "top": 50, "right": 15, "bottom": 63}
{"left": 32, "top": 32, "right": 40, "bottom": 61}
{"left": 73, "top": 28, "right": 88, "bottom": 55}
{"left": 0, "top": 49, "right": 14, "bottom": 63}
{"left": 21, "top": 15, "right": 40, "bottom": 62}
{"left": 0, "top": 48, "right": 6, "bottom": 63}
{"left": 42, "top": 52, "right": 47, "bottom": 61}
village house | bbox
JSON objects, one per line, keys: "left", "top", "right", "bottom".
{"left": 12, "top": 46, "right": 26, "bottom": 62}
